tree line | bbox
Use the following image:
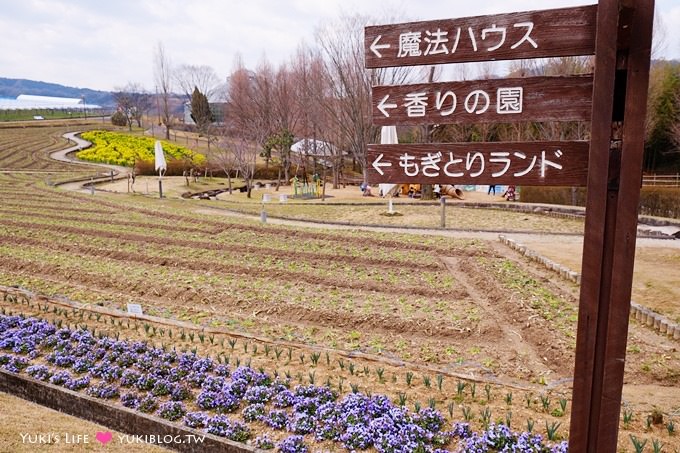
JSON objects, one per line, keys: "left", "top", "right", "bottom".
{"left": 110, "top": 14, "right": 680, "bottom": 198}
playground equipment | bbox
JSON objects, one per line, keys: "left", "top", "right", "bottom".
{"left": 291, "top": 175, "right": 323, "bottom": 199}
{"left": 441, "top": 185, "right": 464, "bottom": 199}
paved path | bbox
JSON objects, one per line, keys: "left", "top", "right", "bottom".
{"left": 197, "top": 206, "right": 680, "bottom": 248}
{"left": 49, "top": 133, "right": 679, "bottom": 244}
{"left": 50, "top": 132, "right": 130, "bottom": 192}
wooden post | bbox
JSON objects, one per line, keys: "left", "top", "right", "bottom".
{"left": 440, "top": 197, "right": 446, "bottom": 228}
{"left": 569, "top": 1, "right": 654, "bottom": 451}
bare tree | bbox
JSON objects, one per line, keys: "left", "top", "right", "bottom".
{"left": 154, "top": 42, "right": 173, "bottom": 140}
{"left": 229, "top": 135, "right": 258, "bottom": 198}
{"left": 225, "top": 56, "right": 271, "bottom": 198}
{"left": 291, "top": 44, "right": 343, "bottom": 187}
{"left": 174, "top": 64, "right": 220, "bottom": 101}
{"left": 209, "top": 134, "right": 238, "bottom": 194}
{"left": 112, "top": 83, "right": 153, "bottom": 130}
{"left": 112, "top": 88, "right": 135, "bottom": 131}
{"left": 315, "top": 14, "right": 413, "bottom": 181}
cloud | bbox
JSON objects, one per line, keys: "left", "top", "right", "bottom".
{"left": 1, "top": 0, "right": 677, "bottom": 92}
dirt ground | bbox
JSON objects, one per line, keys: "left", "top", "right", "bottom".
{"left": 515, "top": 236, "right": 680, "bottom": 324}
{"left": 96, "top": 175, "right": 502, "bottom": 203}
{"left": 0, "top": 393, "right": 168, "bottom": 452}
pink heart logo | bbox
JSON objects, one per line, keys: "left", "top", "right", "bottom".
{"left": 95, "top": 431, "right": 113, "bottom": 445}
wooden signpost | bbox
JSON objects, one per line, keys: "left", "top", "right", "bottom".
{"left": 365, "top": 1, "right": 654, "bottom": 452}
{"left": 368, "top": 141, "right": 589, "bottom": 186}
{"left": 372, "top": 76, "right": 594, "bottom": 126}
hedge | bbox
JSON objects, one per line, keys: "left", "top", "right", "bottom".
{"left": 520, "top": 186, "right": 680, "bottom": 219}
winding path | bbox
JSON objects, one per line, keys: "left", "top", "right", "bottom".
{"left": 50, "top": 132, "right": 130, "bottom": 192}
{"left": 49, "top": 132, "right": 679, "bottom": 245}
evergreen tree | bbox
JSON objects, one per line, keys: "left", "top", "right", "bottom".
{"left": 645, "top": 62, "right": 680, "bottom": 172}
{"left": 190, "top": 86, "right": 213, "bottom": 134}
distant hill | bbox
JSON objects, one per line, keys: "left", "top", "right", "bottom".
{"left": 0, "top": 77, "right": 113, "bottom": 106}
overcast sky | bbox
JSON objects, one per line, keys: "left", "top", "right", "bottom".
{"left": 1, "top": 0, "right": 679, "bottom": 92}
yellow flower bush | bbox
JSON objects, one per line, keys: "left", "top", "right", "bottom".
{"left": 77, "top": 131, "right": 205, "bottom": 167}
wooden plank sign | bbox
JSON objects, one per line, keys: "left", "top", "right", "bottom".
{"left": 366, "top": 141, "right": 589, "bottom": 186}
{"left": 364, "top": 2, "right": 655, "bottom": 452}
{"left": 365, "top": 5, "right": 596, "bottom": 68}
{"left": 372, "top": 75, "right": 593, "bottom": 126}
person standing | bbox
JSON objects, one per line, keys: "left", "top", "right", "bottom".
{"left": 487, "top": 185, "right": 496, "bottom": 195}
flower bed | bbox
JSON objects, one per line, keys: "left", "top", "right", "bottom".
{"left": 77, "top": 131, "right": 205, "bottom": 167}
{"left": 0, "top": 314, "right": 568, "bottom": 452}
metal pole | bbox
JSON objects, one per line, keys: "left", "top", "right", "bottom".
{"left": 158, "top": 179, "right": 163, "bottom": 199}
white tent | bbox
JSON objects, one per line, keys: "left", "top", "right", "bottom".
{"left": 290, "top": 139, "right": 336, "bottom": 157}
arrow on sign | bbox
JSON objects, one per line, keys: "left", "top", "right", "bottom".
{"left": 372, "top": 153, "right": 392, "bottom": 176}
{"left": 377, "top": 95, "right": 398, "bottom": 117}
{"left": 370, "top": 35, "right": 391, "bottom": 58}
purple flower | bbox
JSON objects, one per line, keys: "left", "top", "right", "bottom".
{"left": 287, "top": 413, "right": 316, "bottom": 435}
{"left": 341, "top": 424, "right": 374, "bottom": 450}
{"left": 451, "top": 422, "right": 473, "bottom": 439}
{"left": 242, "top": 403, "right": 265, "bottom": 422}
{"left": 192, "top": 357, "right": 214, "bottom": 373}
{"left": 254, "top": 433, "right": 275, "bottom": 450}
{"left": 214, "top": 392, "right": 241, "bottom": 413}
{"left": 184, "top": 412, "right": 209, "bottom": 429}
{"left": 71, "top": 357, "right": 94, "bottom": 374}
{"left": 120, "top": 391, "right": 141, "bottom": 409}
{"left": 170, "top": 383, "right": 192, "bottom": 401}
{"left": 138, "top": 395, "right": 159, "bottom": 413}
{"left": 135, "top": 374, "right": 157, "bottom": 391}
{"left": 187, "top": 371, "right": 207, "bottom": 388}
{"left": 413, "top": 407, "right": 445, "bottom": 433}
{"left": 49, "top": 370, "right": 72, "bottom": 386}
{"left": 244, "top": 385, "right": 274, "bottom": 404}
{"left": 158, "top": 401, "right": 187, "bottom": 421}
{"left": 120, "top": 369, "right": 142, "bottom": 387}
{"left": 197, "top": 390, "right": 219, "bottom": 410}
{"left": 277, "top": 435, "right": 308, "bottom": 453}
{"left": 214, "top": 364, "right": 230, "bottom": 377}
{"left": 151, "top": 379, "right": 172, "bottom": 396}
{"left": 86, "top": 383, "right": 119, "bottom": 399}
{"left": 205, "top": 415, "right": 251, "bottom": 442}
{"left": 200, "top": 375, "right": 227, "bottom": 392}
{"left": 230, "top": 366, "right": 258, "bottom": 384}
{"left": 263, "top": 409, "right": 288, "bottom": 430}
{"left": 46, "top": 351, "right": 75, "bottom": 368}
{"left": 64, "top": 375, "right": 90, "bottom": 391}
{"left": 26, "top": 364, "right": 52, "bottom": 381}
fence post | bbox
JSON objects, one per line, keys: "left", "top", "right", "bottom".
{"left": 440, "top": 197, "right": 446, "bottom": 228}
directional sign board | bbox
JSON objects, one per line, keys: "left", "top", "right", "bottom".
{"left": 365, "top": 2, "right": 654, "bottom": 452}
{"left": 365, "top": 5, "right": 596, "bottom": 68}
{"left": 372, "top": 75, "right": 593, "bottom": 126}
{"left": 367, "top": 141, "right": 589, "bottom": 186}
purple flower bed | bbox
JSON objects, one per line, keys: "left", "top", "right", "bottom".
{"left": 0, "top": 314, "right": 569, "bottom": 452}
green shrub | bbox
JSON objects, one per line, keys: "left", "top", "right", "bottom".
{"left": 520, "top": 186, "right": 586, "bottom": 206}
{"left": 520, "top": 186, "right": 680, "bottom": 219}
{"left": 639, "top": 187, "right": 680, "bottom": 218}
